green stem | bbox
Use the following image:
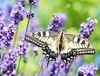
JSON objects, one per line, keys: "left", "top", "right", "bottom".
{"left": 24, "top": 5, "right": 32, "bottom": 36}
{"left": 17, "top": 56, "right": 21, "bottom": 73}
{"left": 38, "top": 58, "right": 45, "bottom": 76}
{"left": 27, "top": 54, "right": 36, "bottom": 75}
{"left": 13, "top": 25, "right": 19, "bottom": 47}
{"left": 16, "top": 5, "right": 32, "bottom": 74}
{"left": 0, "top": 51, "right": 5, "bottom": 61}
{"left": 0, "top": 46, "right": 8, "bottom": 61}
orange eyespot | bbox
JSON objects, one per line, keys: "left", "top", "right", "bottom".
{"left": 55, "top": 53, "right": 58, "bottom": 57}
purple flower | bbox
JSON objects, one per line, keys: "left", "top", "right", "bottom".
{"left": 17, "top": 0, "right": 25, "bottom": 6}
{"left": 33, "top": 46, "right": 38, "bottom": 55}
{"left": 0, "top": 11, "right": 6, "bottom": 49}
{"left": 16, "top": 38, "right": 29, "bottom": 62}
{"left": 50, "top": 55, "right": 61, "bottom": 76}
{"left": 0, "top": 48, "right": 17, "bottom": 76}
{"left": 79, "top": 17, "right": 98, "bottom": 40}
{"left": 0, "top": 53, "right": 1, "bottom": 59}
{"left": 0, "top": 11, "right": 11, "bottom": 49}
{"left": 64, "top": 60, "right": 73, "bottom": 73}
{"left": 10, "top": 1, "right": 25, "bottom": 24}
{"left": 0, "top": 10, "right": 5, "bottom": 30}
{"left": 0, "top": 0, "right": 25, "bottom": 49}
{"left": 26, "top": 12, "right": 34, "bottom": 19}
{"left": 77, "top": 63, "right": 98, "bottom": 76}
{"left": 26, "top": 0, "right": 36, "bottom": 5}
{"left": 0, "top": 38, "right": 29, "bottom": 75}
{"left": 48, "top": 13, "right": 67, "bottom": 31}
{"left": 58, "top": 63, "right": 66, "bottom": 76}
{"left": 30, "top": 18, "right": 39, "bottom": 32}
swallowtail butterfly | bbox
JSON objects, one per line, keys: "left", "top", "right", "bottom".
{"left": 25, "top": 30, "right": 95, "bottom": 62}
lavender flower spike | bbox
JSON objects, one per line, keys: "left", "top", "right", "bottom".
{"left": 0, "top": 38, "right": 29, "bottom": 75}
{"left": 17, "top": 38, "right": 29, "bottom": 61}
{"left": 0, "top": 10, "right": 6, "bottom": 49}
{"left": 26, "top": 0, "right": 36, "bottom": 5}
{"left": 77, "top": 63, "right": 98, "bottom": 76}
{"left": 0, "top": 10, "right": 5, "bottom": 30}
{"left": 0, "top": 48, "right": 17, "bottom": 76}
{"left": 0, "top": 0, "right": 25, "bottom": 49}
{"left": 79, "top": 17, "right": 98, "bottom": 40}
{"left": 50, "top": 55, "right": 61, "bottom": 76}
{"left": 10, "top": 1, "right": 25, "bottom": 24}
{"left": 48, "top": 13, "right": 67, "bottom": 32}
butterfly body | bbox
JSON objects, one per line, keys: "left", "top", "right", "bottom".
{"left": 25, "top": 30, "right": 95, "bottom": 62}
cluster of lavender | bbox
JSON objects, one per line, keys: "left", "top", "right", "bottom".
{"left": 0, "top": 39, "right": 29, "bottom": 75}
{"left": 0, "top": 48, "right": 17, "bottom": 75}
{"left": 79, "top": 17, "right": 98, "bottom": 40}
{"left": 0, "top": 0, "right": 98, "bottom": 76}
{"left": 48, "top": 13, "right": 67, "bottom": 31}
{"left": 17, "top": 38, "right": 29, "bottom": 61}
{"left": 0, "top": 0, "right": 25, "bottom": 50}
{"left": 26, "top": 0, "right": 36, "bottom": 5}
{"left": 0, "top": 10, "right": 6, "bottom": 49}
{"left": 0, "top": 0, "right": 29, "bottom": 76}
{"left": 78, "top": 63, "right": 98, "bottom": 76}
{"left": 26, "top": 12, "right": 34, "bottom": 19}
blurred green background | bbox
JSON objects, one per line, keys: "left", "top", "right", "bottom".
{"left": 1, "top": 0, "right": 100, "bottom": 76}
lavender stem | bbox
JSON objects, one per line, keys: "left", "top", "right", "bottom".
{"left": 27, "top": 54, "right": 36, "bottom": 75}
{"left": 17, "top": 56, "right": 22, "bottom": 74}
{"left": 24, "top": 5, "right": 32, "bottom": 36}
{"left": 38, "top": 58, "right": 45, "bottom": 76}
{"left": 13, "top": 25, "right": 19, "bottom": 47}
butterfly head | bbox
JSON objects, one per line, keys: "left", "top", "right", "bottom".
{"left": 59, "top": 29, "right": 65, "bottom": 37}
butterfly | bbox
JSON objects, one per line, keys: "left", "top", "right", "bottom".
{"left": 25, "top": 30, "right": 95, "bottom": 63}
